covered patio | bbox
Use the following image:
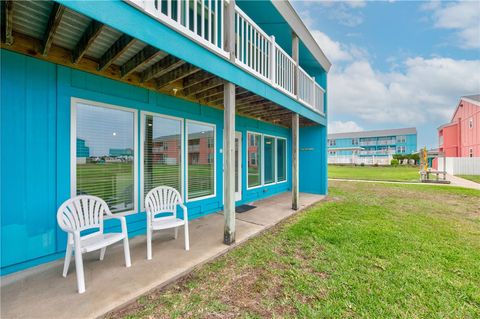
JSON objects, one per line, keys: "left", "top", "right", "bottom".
{"left": 1, "top": 192, "right": 325, "bottom": 319}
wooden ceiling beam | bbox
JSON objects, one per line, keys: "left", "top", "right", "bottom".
{"left": 183, "top": 71, "right": 214, "bottom": 89}
{"left": 203, "top": 92, "right": 224, "bottom": 103}
{"left": 196, "top": 85, "right": 224, "bottom": 100}
{"left": 141, "top": 55, "right": 185, "bottom": 82}
{"left": 98, "top": 34, "right": 135, "bottom": 71}
{"left": 1, "top": 0, "right": 14, "bottom": 45}
{"left": 156, "top": 63, "right": 200, "bottom": 89}
{"left": 183, "top": 77, "right": 224, "bottom": 97}
{"left": 41, "top": 3, "right": 65, "bottom": 56}
{"left": 72, "top": 20, "right": 105, "bottom": 64}
{"left": 120, "top": 45, "right": 159, "bottom": 78}
{"left": 237, "top": 99, "right": 273, "bottom": 109}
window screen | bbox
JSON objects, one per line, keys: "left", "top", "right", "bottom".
{"left": 248, "top": 133, "right": 262, "bottom": 187}
{"left": 264, "top": 136, "right": 275, "bottom": 184}
{"left": 75, "top": 102, "right": 135, "bottom": 213}
{"left": 187, "top": 121, "right": 215, "bottom": 199}
{"left": 144, "top": 114, "right": 182, "bottom": 201}
{"left": 277, "top": 138, "right": 287, "bottom": 182}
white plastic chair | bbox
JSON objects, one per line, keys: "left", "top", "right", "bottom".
{"left": 57, "top": 195, "right": 131, "bottom": 294}
{"left": 145, "top": 186, "right": 189, "bottom": 260}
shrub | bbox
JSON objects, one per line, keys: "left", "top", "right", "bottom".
{"left": 391, "top": 159, "right": 399, "bottom": 167}
{"left": 360, "top": 163, "right": 365, "bottom": 167}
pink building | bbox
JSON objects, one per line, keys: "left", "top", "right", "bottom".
{"left": 438, "top": 95, "right": 480, "bottom": 158}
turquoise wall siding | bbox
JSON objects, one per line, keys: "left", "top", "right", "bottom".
{"left": 1, "top": 50, "right": 325, "bottom": 275}
{"left": 299, "top": 125, "right": 328, "bottom": 194}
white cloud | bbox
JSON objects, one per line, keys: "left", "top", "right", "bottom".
{"left": 423, "top": 1, "right": 480, "bottom": 49}
{"left": 329, "top": 57, "right": 480, "bottom": 125}
{"left": 310, "top": 30, "right": 352, "bottom": 62}
{"left": 329, "top": 120, "right": 363, "bottom": 133}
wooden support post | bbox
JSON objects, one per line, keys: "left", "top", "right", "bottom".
{"left": 42, "top": 3, "right": 65, "bottom": 56}
{"left": 224, "top": 0, "right": 236, "bottom": 245}
{"left": 292, "top": 113, "right": 299, "bottom": 210}
{"left": 1, "top": 0, "right": 14, "bottom": 45}
{"left": 292, "top": 32, "right": 299, "bottom": 97}
{"left": 223, "top": 81, "right": 236, "bottom": 245}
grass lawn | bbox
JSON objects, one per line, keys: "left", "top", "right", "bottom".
{"left": 329, "top": 165, "right": 420, "bottom": 182}
{"left": 109, "top": 182, "right": 480, "bottom": 318}
{"left": 457, "top": 175, "right": 480, "bottom": 184}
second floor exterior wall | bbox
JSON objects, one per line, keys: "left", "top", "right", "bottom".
{"left": 438, "top": 95, "right": 480, "bottom": 158}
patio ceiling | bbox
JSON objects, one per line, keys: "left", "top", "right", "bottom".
{"left": 1, "top": 0, "right": 316, "bottom": 127}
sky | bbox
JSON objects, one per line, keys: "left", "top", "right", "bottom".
{"left": 291, "top": 0, "right": 480, "bottom": 149}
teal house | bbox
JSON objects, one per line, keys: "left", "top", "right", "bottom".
{"left": 1, "top": 0, "right": 330, "bottom": 275}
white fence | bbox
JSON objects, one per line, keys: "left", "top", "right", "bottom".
{"left": 125, "top": 0, "right": 326, "bottom": 115}
{"left": 328, "top": 155, "right": 392, "bottom": 166}
{"left": 437, "top": 157, "right": 480, "bottom": 175}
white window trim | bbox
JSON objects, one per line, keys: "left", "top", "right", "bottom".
{"left": 246, "top": 131, "right": 288, "bottom": 190}
{"left": 186, "top": 119, "right": 216, "bottom": 202}
{"left": 276, "top": 137, "right": 288, "bottom": 184}
{"left": 246, "top": 131, "right": 264, "bottom": 190}
{"left": 263, "top": 134, "right": 277, "bottom": 186}
{"left": 140, "top": 111, "right": 185, "bottom": 211}
{"left": 70, "top": 97, "right": 138, "bottom": 216}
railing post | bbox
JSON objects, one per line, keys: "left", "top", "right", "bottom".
{"left": 312, "top": 76, "right": 316, "bottom": 110}
{"left": 292, "top": 31, "right": 299, "bottom": 98}
{"left": 270, "top": 35, "right": 276, "bottom": 86}
{"left": 224, "top": 0, "right": 236, "bottom": 62}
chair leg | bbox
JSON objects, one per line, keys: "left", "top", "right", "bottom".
{"left": 62, "top": 244, "right": 73, "bottom": 277}
{"left": 123, "top": 236, "right": 131, "bottom": 268}
{"left": 74, "top": 243, "right": 85, "bottom": 294}
{"left": 174, "top": 227, "right": 178, "bottom": 240}
{"left": 147, "top": 226, "right": 152, "bottom": 260}
{"left": 184, "top": 223, "right": 190, "bottom": 251}
{"left": 99, "top": 247, "right": 106, "bottom": 261}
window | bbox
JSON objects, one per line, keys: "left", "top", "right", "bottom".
{"left": 469, "top": 118, "right": 474, "bottom": 129}
{"left": 329, "top": 151, "right": 336, "bottom": 156}
{"left": 264, "top": 136, "right": 275, "bottom": 184}
{"left": 72, "top": 99, "right": 137, "bottom": 214}
{"left": 397, "top": 146, "right": 406, "bottom": 153}
{"left": 469, "top": 148, "right": 473, "bottom": 157}
{"left": 328, "top": 139, "right": 336, "bottom": 146}
{"left": 187, "top": 121, "right": 215, "bottom": 200}
{"left": 352, "top": 138, "right": 359, "bottom": 145}
{"left": 247, "top": 132, "right": 262, "bottom": 188}
{"left": 277, "top": 138, "right": 287, "bottom": 182}
{"left": 143, "top": 113, "right": 183, "bottom": 206}
{"left": 397, "top": 135, "right": 406, "bottom": 143}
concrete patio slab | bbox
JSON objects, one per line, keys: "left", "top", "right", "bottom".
{"left": 1, "top": 192, "right": 325, "bottom": 319}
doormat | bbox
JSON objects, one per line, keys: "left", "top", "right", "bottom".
{"left": 235, "top": 204, "right": 256, "bottom": 213}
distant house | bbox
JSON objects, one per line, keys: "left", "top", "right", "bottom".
{"left": 328, "top": 127, "right": 418, "bottom": 165}
{"left": 438, "top": 95, "right": 480, "bottom": 158}
{"left": 109, "top": 148, "right": 134, "bottom": 157}
{"left": 76, "top": 138, "right": 90, "bottom": 164}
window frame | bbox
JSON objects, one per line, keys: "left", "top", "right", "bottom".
{"left": 140, "top": 111, "right": 185, "bottom": 211}
{"left": 185, "top": 119, "right": 217, "bottom": 202}
{"left": 276, "top": 137, "right": 288, "bottom": 184}
{"left": 263, "top": 134, "right": 277, "bottom": 186}
{"left": 469, "top": 118, "right": 474, "bottom": 129}
{"left": 246, "top": 131, "right": 288, "bottom": 190}
{"left": 246, "top": 131, "right": 264, "bottom": 190}
{"left": 469, "top": 148, "right": 473, "bottom": 157}
{"left": 70, "top": 97, "right": 139, "bottom": 216}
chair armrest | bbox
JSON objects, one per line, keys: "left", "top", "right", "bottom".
{"left": 104, "top": 215, "right": 128, "bottom": 235}
{"left": 179, "top": 204, "right": 188, "bottom": 221}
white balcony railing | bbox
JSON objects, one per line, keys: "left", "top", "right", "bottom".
{"left": 125, "top": 0, "right": 326, "bottom": 115}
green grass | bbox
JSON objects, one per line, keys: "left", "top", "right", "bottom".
{"left": 109, "top": 182, "right": 480, "bottom": 319}
{"left": 457, "top": 175, "right": 480, "bottom": 184}
{"left": 329, "top": 165, "right": 420, "bottom": 182}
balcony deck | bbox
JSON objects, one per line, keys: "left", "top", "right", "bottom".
{"left": 1, "top": 0, "right": 326, "bottom": 128}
